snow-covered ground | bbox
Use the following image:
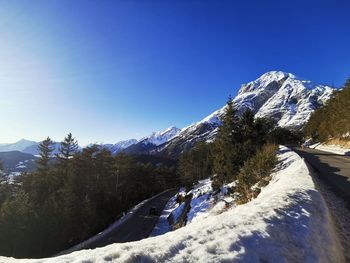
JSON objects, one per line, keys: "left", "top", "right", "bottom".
{"left": 2, "top": 146, "right": 343, "bottom": 262}
{"left": 151, "top": 178, "right": 236, "bottom": 237}
{"left": 309, "top": 143, "right": 350, "bottom": 156}
{"left": 186, "top": 179, "right": 213, "bottom": 224}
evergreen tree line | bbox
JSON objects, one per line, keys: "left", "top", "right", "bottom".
{"left": 305, "top": 78, "right": 350, "bottom": 141}
{"left": 0, "top": 134, "right": 178, "bottom": 258}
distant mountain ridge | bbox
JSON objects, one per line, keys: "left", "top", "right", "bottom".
{"left": 0, "top": 71, "right": 335, "bottom": 160}
{"left": 0, "top": 139, "right": 63, "bottom": 156}
{"left": 0, "top": 139, "right": 37, "bottom": 153}
{"left": 0, "top": 126, "right": 181, "bottom": 157}
{"left": 123, "top": 126, "right": 181, "bottom": 155}
{"left": 99, "top": 139, "right": 138, "bottom": 155}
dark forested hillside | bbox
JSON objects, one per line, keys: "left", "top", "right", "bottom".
{"left": 0, "top": 151, "right": 36, "bottom": 171}
{"left": 305, "top": 78, "right": 350, "bottom": 141}
{"left": 0, "top": 135, "right": 179, "bottom": 258}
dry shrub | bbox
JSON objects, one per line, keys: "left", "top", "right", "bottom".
{"left": 236, "top": 144, "right": 278, "bottom": 204}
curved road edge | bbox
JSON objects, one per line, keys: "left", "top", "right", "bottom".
{"left": 293, "top": 147, "right": 350, "bottom": 206}
{"left": 55, "top": 188, "right": 178, "bottom": 257}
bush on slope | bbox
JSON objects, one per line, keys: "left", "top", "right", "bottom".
{"left": 236, "top": 144, "right": 278, "bottom": 204}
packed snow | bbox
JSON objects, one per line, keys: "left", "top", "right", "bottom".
{"left": 2, "top": 146, "right": 342, "bottom": 262}
{"left": 186, "top": 179, "right": 213, "bottom": 224}
{"left": 309, "top": 143, "right": 350, "bottom": 156}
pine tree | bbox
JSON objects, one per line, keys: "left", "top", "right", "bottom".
{"left": 178, "top": 142, "right": 213, "bottom": 189}
{"left": 57, "top": 133, "right": 78, "bottom": 163}
{"left": 212, "top": 97, "right": 242, "bottom": 190}
{"left": 240, "top": 108, "right": 256, "bottom": 160}
{"left": 37, "top": 137, "right": 55, "bottom": 175}
{"left": 57, "top": 133, "right": 78, "bottom": 179}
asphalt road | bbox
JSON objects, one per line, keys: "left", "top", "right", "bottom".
{"left": 293, "top": 147, "right": 350, "bottom": 202}
{"left": 57, "top": 188, "right": 178, "bottom": 256}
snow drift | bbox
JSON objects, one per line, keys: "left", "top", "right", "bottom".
{"left": 310, "top": 143, "right": 350, "bottom": 156}
{"left": 1, "top": 146, "right": 341, "bottom": 262}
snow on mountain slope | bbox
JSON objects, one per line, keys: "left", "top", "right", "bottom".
{"left": 123, "top": 126, "right": 181, "bottom": 155}
{"left": 208, "top": 71, "right": 334, "bottom": 126}
{"left": 3, "top": 147, "right": 342, "bottom": 262}
{"left": 22, "top": 142, "right": 61, "bottom": 156}
{"left": 253, "top": 73, "right": 334, "bottom": 128}
{"left": 238, "top": 71, "right": 292, "bottom": 94}
{"left": 101, "top": 139, "right": 138, "bottom": 155}
{"left": 0, "top": 139, "right": 37, "bottom": 152}
{"left": 0, "top": 151, "right": 37, "bottom": 174}
{"left": 140, "top": 126, "right": 181, "bottom": 146}
{"left": 160, "top": 71, "right": 335, "bottom": 157}
{"left": 0, "top": 139, "right": 62, "bottom": 156}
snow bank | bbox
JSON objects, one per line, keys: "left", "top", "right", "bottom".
{"left": 151, "top": 178, "right": 229, "bottom": 237}
{"left": 310, "top": 143, "right": 350, "bottom": 156}
{"left": 186, "top": 179, "right": 213, "bottom": 224}
{"left": 149, "top": 194, "right": 178, "bottom": 237}
{"left": 1, "top": 147, "right": 341, "bottom": 262}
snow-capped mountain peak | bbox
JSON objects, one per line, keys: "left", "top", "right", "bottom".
{"left": 238, "top": 71, "right": 292, "bottom": 95}
{"left": 158, "top": 71, "right": 335, "bottom": 157}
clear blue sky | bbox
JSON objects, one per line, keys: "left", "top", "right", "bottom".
{"left": 1, "top": 0, "right": 349, "bottom": 145}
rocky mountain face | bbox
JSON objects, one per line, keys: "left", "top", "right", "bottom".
{"left": 156, "top": 71, "right": 335, "bottom": 157}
